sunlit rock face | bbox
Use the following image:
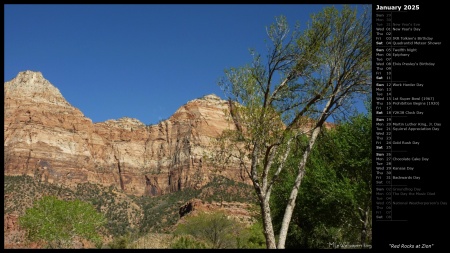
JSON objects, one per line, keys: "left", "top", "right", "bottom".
{"left": 4, "top": 71, "right": 247, "bottom": 196}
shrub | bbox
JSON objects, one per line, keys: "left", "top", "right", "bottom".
{"left": 171, "top": 235, "right": 208, "bottom": 249}
{"left": 19, "top": 195, "right": 106, "bottom": 248}
{"left": 174, "top": 211, "right": 243, "bottom": 249}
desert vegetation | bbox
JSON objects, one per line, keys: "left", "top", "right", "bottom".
{"left": 4, "top": 174, "right": 258, "bottom": 249}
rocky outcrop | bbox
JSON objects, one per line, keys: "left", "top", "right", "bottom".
{"left": 179, "top": 198, "right": 204, "bottom": 218}
{"left": 178, "top": 198, "right": 255, "bottom": 225}
{"left": 4, "top": 212, "right": 19, "bottom": 231}
{"left": 4, "top": 71, "right": 245, "bottom": 196}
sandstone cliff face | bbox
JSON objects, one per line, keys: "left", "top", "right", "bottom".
{"left": 4, "top": 71, "right": 246, "bottom": 196}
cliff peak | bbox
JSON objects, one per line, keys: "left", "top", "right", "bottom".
{"left": 201, "top": 94, "right": 221, "bottom": 101}
{"left": 102, "top": 117, "right": 146, "bottom": 129}
{"left": 6, "top": 70, "right": 52, "bottom": 89}
{"left": 185, "top": 93, "right": 225, "bottom": 106}
{"left": 4, "top": 70, "right": 69, "bottom": 106}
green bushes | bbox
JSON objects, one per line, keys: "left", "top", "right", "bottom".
{"left": 236, "top": 221, "right": 266, "bottom": 249}
{"left": 171, "top": 235, "right": 208, "bottom": 249}
{"left": 108, "top": 233, "right": 132, "bottom": 249}
{"left": 173, "top": 211, "right": 265, "bottom": 249}
{"left": 174, "top": 211, "right": 237, "bottom": 248}
{"left": 19, "top": 196, "right": 106, "bottom": 248}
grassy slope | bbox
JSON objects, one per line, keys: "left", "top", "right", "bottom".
{"left": 4, "top": 174, "right": 256, "bottom": 248}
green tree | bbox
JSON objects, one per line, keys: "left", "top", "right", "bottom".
{"left": 174, "top": 211, "right": 246, "bottom": 249}
{"left": 272, "top": 105, "right": 372, "bottom": 248}
{"left": 19, "top": 195, "right": 106, "bottom": 248}
{"left": 332, "top": 104, "right": 372, "bottom": 248}
{"left": 216, "top": 5, "right": 371, "bottom": 248}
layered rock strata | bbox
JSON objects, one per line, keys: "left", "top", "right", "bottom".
{"left": 4, "top": 71, "right": 244, "bottom": 196}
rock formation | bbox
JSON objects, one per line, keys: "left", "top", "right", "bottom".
{"left": 4, "top": 70, "right": 334, "bottom": 197}
{"left": 178, "top": 198, "right": 255, "bottom": 226}
{"left": 4, "top": 71, "right": 245, "bottom": 196}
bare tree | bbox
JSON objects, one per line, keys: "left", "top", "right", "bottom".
{"left": 216, "top": 5, "right": 371, "bottom": 248}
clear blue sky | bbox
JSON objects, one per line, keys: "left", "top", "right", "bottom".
{"left": 5, "top": 4, "right": 369, "bottom": 125}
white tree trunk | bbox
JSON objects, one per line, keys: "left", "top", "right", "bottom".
{"left": 277, "top": 126, "right": 322, "bottom": 249}
{"left": 261, "top": 198, "right": 277, "bottom": 249}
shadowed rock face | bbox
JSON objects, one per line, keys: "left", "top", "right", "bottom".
{"left": 4, "top": 70, "right": 248, "bottom": 196}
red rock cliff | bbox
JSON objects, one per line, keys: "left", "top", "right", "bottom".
{"left": 4, "top": 71, "right": 247, "bottom": 196}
